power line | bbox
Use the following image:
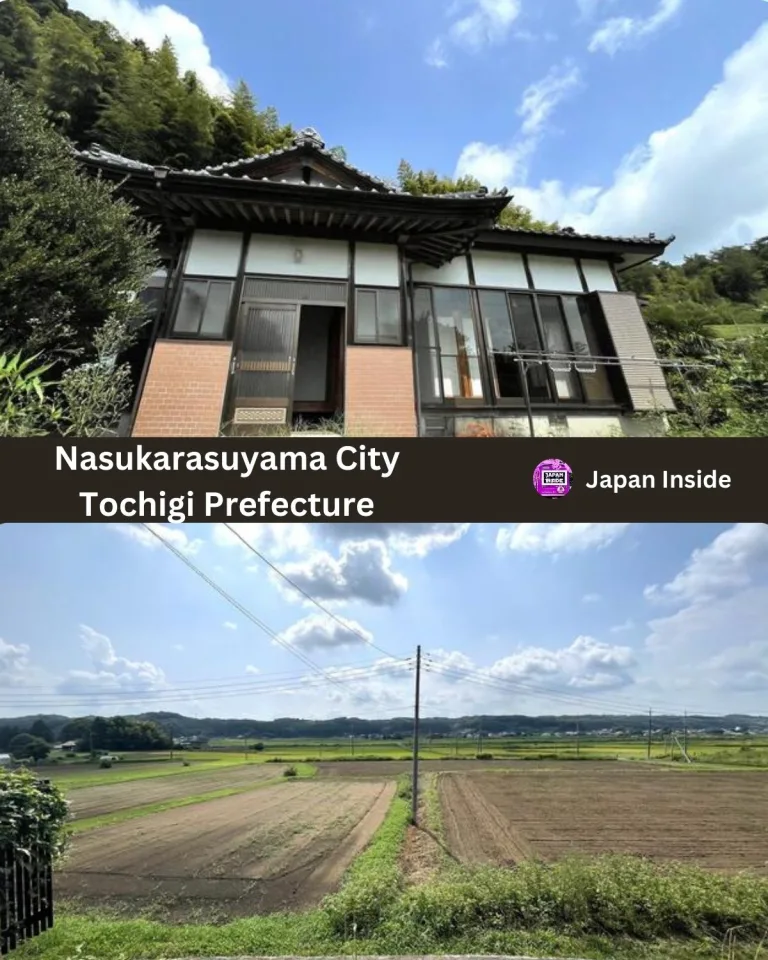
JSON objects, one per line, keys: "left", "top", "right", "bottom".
{"left": 221, "top": 522, "right": 401, "bottom": 661}
{"left": 139, "top": 523, "right": 410, "bottom": 708}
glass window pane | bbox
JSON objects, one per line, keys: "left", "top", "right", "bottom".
{"left": 416, "top": 348, "right": 441, "bottom": 402}
{"left": 562, "top": 296, "right": 615, "bottom": 403}
{"left": 173, "top": 280, "right": 208, "bottom": 334}
{"left": 377, "top": 290, "right": 401, "bottom": 342}
{"left": 356, "top": 290, "right": 377, "bottom": 340}
{"left": 539, "top": 295, "right": 580, "bottom": 400}
{"left": 413, "top": 288, "right": 435, "bottom": 348}
{"left": 493, "top": 354, "right": 524, "bottom": 399}
{"left": 508, "top": 293, "right": 551, "bottom": 401}
{"left": 433, "top": 288, "right": 478, "bottom": 355}
{"left": 200, "top": 281, "right": 233, "bottom": 337}
{"left": 508, "top": 294, "right": 541, "bottom": 353}
{"left": 479, "top": 290, "right": 515, "bottom": 352}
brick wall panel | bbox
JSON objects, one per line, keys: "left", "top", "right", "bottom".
{"left": 345, "top": 347, "right": 418, "bottom": 437}
{"left": 132, "top": 340, "right": 233, "bottom": 437}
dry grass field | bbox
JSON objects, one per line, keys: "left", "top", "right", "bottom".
{"left": 58, "top": 779, "right": 395, "bottom": 921}
{"left": 439, "top": 766, "right": 768, "bottom": 872}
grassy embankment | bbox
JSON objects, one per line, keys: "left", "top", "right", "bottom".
{"left": 18, "top": 772, "right": 768, "bottom": 960}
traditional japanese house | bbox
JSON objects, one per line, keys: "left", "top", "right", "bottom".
{"left": 76, "top": 128, "right": 677, "bottom": 438}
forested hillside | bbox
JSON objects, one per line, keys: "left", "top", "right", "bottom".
{"left": 0, "top": 711, "right": 763, "bottom": 745}
{"left": 1, "top": 0, "right": 766, "bottom": 436}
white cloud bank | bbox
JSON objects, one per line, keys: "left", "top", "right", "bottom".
{"left": 425, "top": 0, "right": 523, "bottom": 67}
{"left": 458, "top": 22, "right": 768, "bottom": 256}
{"left": 68, "top": 0, "right": 230, "bottom": 97}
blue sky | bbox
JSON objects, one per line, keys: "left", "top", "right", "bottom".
{"left": 1, "top": 523, "right": 766, "bottom": 720}
{"left": 68, "top": 0, "right": 768, "bottom": 259}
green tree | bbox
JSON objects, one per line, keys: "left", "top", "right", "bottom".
{"left": 396, "top": 159, "right": 556, "bottom": 231}
{"left": 0, "top": 0, "right": 41, "bottom": 85}
{"left": 24, "top": 10, "right": 105, "bottom": 140}
{"left": 29, "top": 719, "right": 54, "bottom": 743}
{"left": 9, "top": 733, "right": 51, "bottom": 761}
{"left": 0, "top": 76, "right": 157, "bottom": 370}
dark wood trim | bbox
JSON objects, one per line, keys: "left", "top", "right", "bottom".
{"left": 341, "top": 242, "right": 354, "bottom": 417}
{"left": 576, "top": 258, "right": 590, "bottom": 294}
{"left": 521, "top": 253, "right": 535, "bottom": 290}
{"left": 160, "top": 227, "right": 194, "bottom": 337}
{"left": 403, "top": 255, "right": 423, "bottom": 437}
{"left": 226, "top": 231, "right": 252, "bottom": 340}
{"left": 466, "top": 252, "right": 477, "bottom": 287}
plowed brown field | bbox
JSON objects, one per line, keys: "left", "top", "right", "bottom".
{"left": 58, "top": 779, "right": 395, "bottom": 920}
{"left": 68, "top": 764, "right": 286, "bottom": 819}
{"left": 440, "top": 767, "right": 768, "bottom": 872}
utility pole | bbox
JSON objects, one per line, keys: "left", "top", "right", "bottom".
{"left": 576, "top": 720, "right": 580, "bottom": 758}
{"left": 476, "top": 719, "right": 482, "bottom": 756}
{"left": 169, "top": 723, "right": 174, "bottom": 762}
{"left": 647, "top": 708, "right": 652, "bottom": 760}
{"left": 411, "top": 645, "right": 422, "bottom": 826}
{"left": 350, "top": 721, "right": 355, "bottom": 757}
{"left": 683, "top": 711, "right": 688, "bottom": 756}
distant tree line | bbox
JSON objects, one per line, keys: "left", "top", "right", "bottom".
{"left": 1, "top": 712, "right": 758, "bottom": 749}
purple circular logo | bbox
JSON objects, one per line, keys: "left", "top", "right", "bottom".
{"left": 533, "top": 459, "right": 572, "bottom": 498}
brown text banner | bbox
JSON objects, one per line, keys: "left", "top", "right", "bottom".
{"left": 0, "top": 438, "right": 764, "bottom": 523}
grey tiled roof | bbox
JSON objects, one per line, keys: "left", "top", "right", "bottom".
{"left": 203, "top": 127, "right": 396, "bottom": 192}
{"left": 75, "top": 139, "right": 507, "bottom": 201}
{"left": 492, "top": 223, "right": 675, "bottom": 247}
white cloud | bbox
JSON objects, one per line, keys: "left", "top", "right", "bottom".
{"left": 461, "top": 22, "right": 768, "bottom": 256}
{"left": 57, "top": 625, "right": 168, "bottom": 694}
{"left": 68, "top": 0, "right": 230, "bottom": 97}
{"left": 644, "top": 524, "right": 768, "bottom": 605}
{"left": 431, "top": 635, "right": 637, "bottom": 695}
{"left": 278, "top": 540, "right": 408, "bottom": 607}
{"left": 173, "top": 643, "right": 184, "bottom": 651}
{"left": 321, "top": 523, "right": 470, "bottom": 558}
{"left": 212, "top": 523, "right": 313, "bottom": 558}
{"left": 223, "top": 621, "right": 238, "bottom": 631}
{"left": 426, "top": 0, "right": 522, "bottom": 66}
{"left": 425, "top": 38, "right": 448, "bottom": 68}
{"left": 449, "top": 0, "right": 523, "bottom": 49}
{"left": 518, "top": 61, "right": 582, "bottom": 136}
{"left": 589, "top": 0, "right": 684, "bottom": 56}
{"left": 582, "top": 593, "right": 601, "bottom": 603}
{"left": 245, "top": 664, "right": 261, "bottom": 675}
{"left": 111, "top": 523, "right": 203, "bottom": 557}
{"left": 610, "top": 619, "right": 635, "bottom": 633}
{"left": 278, "top": 614, "right": 373, "bottom": 652}
{"left": 0, "top": 638, "right": 31, "bottom": 687}
{"left": 497, "top": 523, "right": 630, "bottom": 555}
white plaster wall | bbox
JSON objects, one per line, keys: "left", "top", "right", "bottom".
{"left": 471, "top": 250, "right": 529, "bottom": 289}
{"left": 185, "top": 230, "right": 243, "bottom": 278}
{"left": 581, "top": 259, "right": 618, "bottom": 292}
{"left": 355, "top": 243, "right": 400, "bottom": 287}
{"left": 246, "top": 235, "right": 349, "bottom": 278}
{"left": 411, "top": 256, "right": 470, "bottom": 286}
{"left": 528, "top": 255, "right": 583, "bottom": 292}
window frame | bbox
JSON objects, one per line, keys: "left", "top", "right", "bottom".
{"left": 414, "top": 280, "right": 624, "bottom": 413}
{"left": 353, "top": 286, "right": 405, "bottom": 346}
{"left": 168, "top": 276, "right": 236, "bottom": 341}
{"left": 413, "top": 285, "right": 490, "bottom": 407}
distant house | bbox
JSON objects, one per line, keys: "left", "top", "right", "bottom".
{"left": 0, "top": 754, "right": 12, "bottom": 769}
{"left": 75, "top": 128, "right": 677, "bottom": 439}
{"left": 60, "top": 741, "right": 77, "bottom": 753}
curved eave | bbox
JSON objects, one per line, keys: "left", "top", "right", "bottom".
{"left": 81, "top": 159, "right": 511, "bottom": 267}
{"left": 476, "top": 227, "right": 674, "bottom": 269}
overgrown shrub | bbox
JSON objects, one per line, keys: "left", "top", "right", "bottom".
{"left": 0, "top": 770, "right": 70, "bottom": 862}
{"left": 283, "top": 765, "right": 298, "bottom": 777}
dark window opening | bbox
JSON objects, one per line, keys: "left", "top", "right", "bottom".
{"left": 354, "top": 288, "right": 403, "bottom": 344}
{"left": 172, "top": 278, "right": 234, "bottom": 338}
{"left": 292, "top": 304, "right": 344, "bottom": 419}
